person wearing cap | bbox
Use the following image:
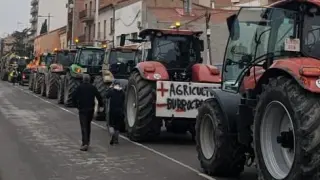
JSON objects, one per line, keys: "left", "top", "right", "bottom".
{"left": 106, "top": 80, "right": 125, "bottom": 145}
{"left": 73, "top": 74, "right": 104, "bottom": 151}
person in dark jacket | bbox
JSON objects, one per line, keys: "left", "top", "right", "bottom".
{"left": 106, "top": 80, "right": 125, "bottom": 145}
{"left": 73, "top": 74, "right": 104, "bottom": 151}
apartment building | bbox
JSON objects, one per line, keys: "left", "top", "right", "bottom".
{"left": 29, "top": 0, "right": 39, "bottom": 39}
{"left": 66, "top": 0, "right": 85, "bottom": 47}
{"left": 36, "top": 0, "right": 68, "bottom": 36}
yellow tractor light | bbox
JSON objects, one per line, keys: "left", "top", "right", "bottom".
{"left": 75, "top": 67, "right": 81, "bottom": 73}
{"left": 54, "top": 48, "right": 58, "bottom": 51}
{"left": 102, "top": 44, "right": 107, "bottom": 48}
{"left": 75, "top": 38, "right": 79, "bottom": 43}
{"left": 175, "top": 21, "right": 181, "bottom": 28}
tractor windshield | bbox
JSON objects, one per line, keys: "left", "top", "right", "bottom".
{"left": 302, "top": 6, "right": 320, "bottom": 59}
{"left": 223, "top": 7, "right": 298, "bottom": 92}
{"left": 79, "top": 49, "right": 104, "bottom": 66}
{"left": 109, "top": 50, "right": 136, "bottom": 65}
{"left": 151, "top": 35, "right": 200, "bottom": 68}
{"left": 56, "top": 52, "right": 75, "bottom": 66}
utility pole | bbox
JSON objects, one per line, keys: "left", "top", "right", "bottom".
{"left": 94, "top": 0, "right": 99, "bottom": 46}
{"left": 205, "top": 10, "right": 212, "bottom": 64}
{"left": 0, "top": 39, "right": 4, "bottom": 58}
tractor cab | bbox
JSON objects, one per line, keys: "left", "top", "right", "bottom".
{"left": 52, "top": 49, "right": 76, "bottom": 70}
{"left": 223, "top": 1, "right": 320, "bottom": 93}
{"left": 130, "top": 29, "right": 204, "bottom": 81}
{"left": 103, "top": 45, "right": 140, "bottom": 79}
{"left": 73, "top": 46, "right": 104, "bottom": 75}
{"left": 39, "top": 53, "right": 55, "bottom": 67}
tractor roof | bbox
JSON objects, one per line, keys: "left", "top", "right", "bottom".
{"left": 270, "top": 0, "right": 320, "bottom": 7}
{"left": 112, "top": 44, "right": 139, "bottom": 51}
{"left": 139, "top": 28, "right": 203, "bottom": 38}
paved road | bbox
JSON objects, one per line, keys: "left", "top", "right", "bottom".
{"left": 0, "top": 81, "right": 257, "bottom": 180}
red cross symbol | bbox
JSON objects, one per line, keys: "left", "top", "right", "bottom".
{"left": 157, "top": 82, "right": 168, "bottom": 97}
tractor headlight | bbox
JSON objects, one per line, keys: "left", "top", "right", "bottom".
{"left": 75, "top": 67, "right": 81, "bottom": 73}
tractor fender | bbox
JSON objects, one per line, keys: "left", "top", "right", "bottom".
{"left": 251, "top": 58, "right": 320, "bottom": 94}
{"left": 192, "top": 64, "right": 221, "bottom": 83}
{"left": 134, "top": 61, "right": 169, "bottom": 81}
{"left": 206, "top": 89, "right": 241, "bottom": 133}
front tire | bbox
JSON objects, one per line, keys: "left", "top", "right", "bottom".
{"left": 254, "top": 76, "right": 320, "bottom": 180}
{"left": 63, "top": 73, "right": 80, "bottom": 107}
{"left": 28, "top": 73, "right": 34, "bottom": 90}
{"left": 124, "top": 71, "right": 161, "bottom": 142}
{"left": 40, "top": 74, "right": 46, "bottom": 96}
{"left": 46, "top": 72, "right": 60, "bottom": 99}
{"left": 57, "top": 75, "right": 65, "bottom": 104}
{"left": 34, "top": 73, "right": 43, "bottom": 94}
{"left": 196, "top": 99, "right": 246, "bottom": 177}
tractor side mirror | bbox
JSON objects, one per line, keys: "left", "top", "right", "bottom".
{"left": 120, "top": 34, "right": 126, "bottom": 46}
{"left": 227, "top": 14, "right": 240, "bottom": 41}
{"left": 199, "top": 40, "right": 204, "bottom": 51}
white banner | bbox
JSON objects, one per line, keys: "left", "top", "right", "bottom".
{"left": 156, "top": 81, "right": 220, "bottom": 118}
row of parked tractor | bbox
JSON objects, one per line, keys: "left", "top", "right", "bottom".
{"left": 2, "top": 1, "right": 320, "bottom": 179}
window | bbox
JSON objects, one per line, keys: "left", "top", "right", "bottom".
{"left": 131, "top": 32, "right": 138, "bottom": 39}
{"left": 104, "top": 20, "right": 106, "bottom": 40}
{"left": 93, "top": 23, "right": 95, "bottom": 38}
{"left": 98, "top": 22, "right": 100, "bottom": 39}
{"left": 110, "top": 17, "right": 114, "bottom": 35}
{"left": 116, "top": 36, "right": 121, "bottom": 46}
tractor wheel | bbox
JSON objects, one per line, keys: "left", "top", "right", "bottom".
{"left": 57, "top": 75, "right": 65, "bottom": 104}
{"left": 46, "top": 72, "right": 60, "bottom": 99}
{"left": 196, "top": 99, "right": 246, "bottom": 177}
{"left": 63, "top": 73, "right": 80, "bottom": 107}
{"left": 93, "top": 76, "right": 108, "bottom": 121}
{"left": 40, "top": 74, "right": 46, "bottom": 97}
{"left": 34, "top": 74, "right": 43, "bottom": 94}
{"left": 28, "top": 73, "right": 34, "bottom": 90}
{"left": 125, "top": 71, "right": 161, "bottom": 142}
{"left": 254, "top": 76, "right": 320, "bottom": 180}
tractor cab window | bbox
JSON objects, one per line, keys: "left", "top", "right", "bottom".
{"left": 109, "top": 50, "right": 136, "bottom": 65}
{"left": 78, "top": 49, "right": 104, "bottom": 66}
{"left": 151, "top": 35, "right": 199, "bottom": 68}
{"left": 302, "top": 5, "right": 320, "bottom": 59}
{"left": 56, "top": 52, "right": 75, "bottom": 66}
{"left": 223, "top": 7, "right": 298, "bottom": 92}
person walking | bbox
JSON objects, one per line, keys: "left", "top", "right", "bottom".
{"left": 106, "top": 80, "right": 125, "bottom": 145}
{"left": 11, "top": 69, "right": 18, "bottom": 85}
{"left": 73, "top": 74, "right": 104, "bottom": 151}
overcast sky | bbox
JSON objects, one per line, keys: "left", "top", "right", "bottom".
{"left": 0, "top": 0, "right": 30, "bottom": 37}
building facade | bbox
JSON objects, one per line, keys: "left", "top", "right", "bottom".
{"left": 36, "top": 0, "right": 68, "bottom": 36}
{"left": 66, "top": 0, "right": 85, "bottom": 47}
{"left": 97, "top": 5, "right": 114, "bottom": 47}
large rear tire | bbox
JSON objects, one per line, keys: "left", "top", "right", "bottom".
{"left": 46, "top": 72, "right": 60, "bottom": 99}
{"left": 124, "top": 71, "right": 161, "bottom": 142}
{"left": 57, "top": 75, "right": 65, "bottom": 104}
{"left": 40, "top": 73, "right": 46, "bottom": 97}
{"left": 196, "top": 99, "right": 246, "bottom": 177}
{"left": 93, "top": 76, "right": 108, "bottom": 121}
{"left": 63, "top": 73, "right": 80, "bottom": 107}
{"left": 34, "top": 73, "right": 43, "bottom": 94}
{"left": 254, "top": 76, "right": 320, "bottom": 180}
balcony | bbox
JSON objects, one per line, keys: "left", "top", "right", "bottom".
{"left": 79, "top": 9, "right": 95, "bottom": 23}
{"left": 30, "top": 6, "right": 38, "bottom": 14}
{"left": 29, "top": 17, "right": 37, "bottom": 23}
{"left": 31, "top": 0, "right": 38, "bottom": 6}
{"left": 30, "top": 25, "right": 37, "bottom": 32}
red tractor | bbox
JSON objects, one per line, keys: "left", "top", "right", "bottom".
{"left": 123, "top": 28, "right": 221, "bottom": 142}
{"left": 196, "top": 0, "right": 320, "bottom": 180}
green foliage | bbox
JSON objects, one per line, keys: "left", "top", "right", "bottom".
{"left": 11, "top": 28, "right": 33, "bottom": 57}
{"left": 40, "top": 19, "right": 48, "bottom": 34}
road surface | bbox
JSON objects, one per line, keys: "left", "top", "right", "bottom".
{"left": 0, "top": 81, "right": 257, "bottom": 180}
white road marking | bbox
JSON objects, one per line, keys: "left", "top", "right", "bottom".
{"left": 13, "top": 85, "right": 217, "bottom": 180}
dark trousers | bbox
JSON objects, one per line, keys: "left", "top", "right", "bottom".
{"left": 12, "top": 77, "right": 17, "bottom": 85}
{"left": 79, "top": 110, "right": 94, "bottom": 145}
